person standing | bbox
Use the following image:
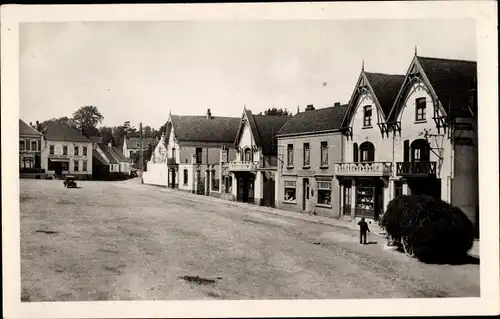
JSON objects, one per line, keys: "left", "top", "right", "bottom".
{"left": 358, "top": 217, "right": 370, "bottom": 245}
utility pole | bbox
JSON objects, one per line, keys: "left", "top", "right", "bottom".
{"left": 140, "top": 122, "right": 144, "bottom": 184}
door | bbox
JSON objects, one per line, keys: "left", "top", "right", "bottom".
{"left": 171, "top": 169, "right": 176, "bottom": 189}
{"left": 343, "top": 181, "right": 352, "bottom": 216}
{"left": 302, "top": 178, "right": 310, "bottom": 211}
{"left": 54, "top": 162, "right": 63, "bottom": 176}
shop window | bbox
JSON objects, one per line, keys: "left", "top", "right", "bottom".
{"left": 20, "top": 140, "right": 25, "bottom": 151}
{"left": 303, "top": 143, "right": 310, "bottom": 167}
{"left": 31, "top": 141, "right": 37, "bottom": 151}
{"left": 415, "top": 97, "right": 426, "bottom": 121}
{"left": 356, "top": 186, "right": 375, "bottom": 216}
{"left": 320, "top": 142, "right": 328, "bottom": 167}
{"left": 363, "top": 105, "right": 372, "bottom": 127}
{"left": 83, "top": 146, "right": 87, "bottom": 156}
{"left": 284, "top": 180, "right": 296, "bottom": 203}
{"left": 21, "top": 157, "right": 34, "bottom": 168}
{"left": 317, "top": 181, "right": 332, "bottom": 206}
{"left": 287, "top": 144, "right": 294, "bottom": 167}
{"left": 183, "top": 169, "right": 188, "bottom": 185}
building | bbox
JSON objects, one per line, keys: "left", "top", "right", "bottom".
{"left": 93, "top": 142, "right": 131, "bottom": 179}
{"left": 276, "top": 103, "right": 347, "bottom": 217}
{"left": 19, "top": 119, "right": 44, "bottom": 177}
{"left": 41, "top": 122, "right": 93, "bottom": 179}
{"left": 122, "top": 136, "right": 157, "bottom": 165}
{"left": 143, "top": 109, "right": 240, "bottom": 197}
{"left": 227, "top": 107, "right": 290, "bottom": 207}
{"left": 386, "top": 55, "right": 478, "bottom": 229}
{"left": 336, "top": 68, "right": 405, "bottom": 222}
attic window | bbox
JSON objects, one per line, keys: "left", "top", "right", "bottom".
{"left": 415, "top": 98, "right": 426, "bottom": 122}
{"left": 363, "top": 105, "right": 372, "bottom": 127}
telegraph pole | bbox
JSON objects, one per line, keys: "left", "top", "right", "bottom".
{"left": 140, "top": 122, "right": 144, "bottom": 184}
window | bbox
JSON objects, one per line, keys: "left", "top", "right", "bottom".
{"left": 74, "top": 160, "right": 79, "bottom": 171}
{"left": 320, "top": 142, "right": 328, "bottom": 167}
{"left": 287, "top": 144, "right": 294, "bottom": 167}
{"left": 317, "top": 181, "right": 332, "bottom": 206}
{"left": 183, "top": 169, "right": 188, "bottom": 185}
{"left": 211, "top": 173, "right": 219, "bottom": 191}
{"left": 50, "top": 145, "right": 55, "bottom": 155}
{"left": 63, "top": 145, "right": 68, "bottom": 155}
{"left": 21, "top": 157, "right": 34, "bottom": 168}
{"left": 356, "top": 186, "right": 375, "bottom": 216}
{"left": 284, "top": 180, "right": 296, "bottom": 203}
{"left": 394, "top": 181, "right": 403, "bottom": 198}
{"left": 83, "top": 146, "right": 87, "bottom": 156}
{"left": 31, "top": 140, "right": 37, "bottom": 151}
{"left": 195, "top": 148, "right": 203, "bottom": 164}
{"left": 359, "top": 142, "right": 375, "bottom": 162}
{"left": 20, "top": 140, "right": 25, "bottom": 151}
{"left": 225, "top": 176, "right": 232, "bottom": 193}
{"left": 61, "top": 161, "right": 69, "bottom": 171}
{"left": 415, "top": 97, "right": 426, "bottom": 121}
{"left": 363, "top": 105, "right": 372, "bottom": 127}
{"left": 172, "top": 148, "right": 176, "bottom": 161}
{"left": 26, "top": 140, "right": 31, "bottom": 151}
{"left": 303, "top": 143, "right": 310, "bottom": 167}
{"left": 244, "top": 148, "right": 253, "bottom": 162}
{"left": 82, "top": 161, "right": 87, "bottom": 171}
{"left": 74, "top": 146, "right": 79, "bottom": 156}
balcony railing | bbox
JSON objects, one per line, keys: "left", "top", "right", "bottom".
{"left": 228, "top": 161, "right": 258, "bottom": 172}
{"left": 396, "top": 161, "right": 437, "bottom": 177}
{"left": 334, "top": 162, "right": 393, "bottom": 176}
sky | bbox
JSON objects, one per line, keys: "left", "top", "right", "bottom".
{"left": 19, "top": 19, "right": 476, "bottom": 129}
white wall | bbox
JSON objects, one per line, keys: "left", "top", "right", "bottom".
{"left": 42, "top": 140, "right": 93, "bottom": 175}
{"left": 235, "top": 117, "right": 259, "bottom": 162}
{"left": 178, "top": 164, "right": 194, "bottom": 191}
{"left": 143, "top": 162, "right": 168, "bottom": 186}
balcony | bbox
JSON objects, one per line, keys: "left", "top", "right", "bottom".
{"left": 228, "top": 161, "right": 258, "bottom": 172}
{"left": 334, "top": 162, "right": 392, "bottom": 176}
{"left": 396, "top": 161, "right": 437, "bottom": 177}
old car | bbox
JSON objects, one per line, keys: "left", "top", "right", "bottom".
{"left": 63, "top": 175, "right": 77, "bottom": 188}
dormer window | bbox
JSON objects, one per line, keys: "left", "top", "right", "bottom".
{"left": 415, "top": 98, "right": 426, "bottom": 122}
{"left": 363, "top": 105, "right": 372, "bottom": 127}
{"left": 244, "top": 148, "right": 253, "bottom": 162}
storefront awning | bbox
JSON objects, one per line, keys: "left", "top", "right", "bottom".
{"left": 48, "top": 158, "right": 69, "bottom": 162}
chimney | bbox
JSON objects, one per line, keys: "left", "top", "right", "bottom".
{"left": 30, "top": 122, "right": 33, "bottom": 127}
{"left": 334, "top": 102, "right": 341, "bottom": 107}
{"left": 206, "top": 108, "right": 212, "bottom": 119}
{"left": 305, "top": 104, "right": 315, "bottom": 111}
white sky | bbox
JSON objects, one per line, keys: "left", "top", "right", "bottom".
{"left": 19, "top": 19, "right": 476, "bottom": 129}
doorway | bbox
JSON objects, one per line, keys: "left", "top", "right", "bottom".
{"left": 342, "top": 180, "right": 352, "bottom": 216}
{"left": 302, "top": 178, "right": 310, "bottom": 211}
{"left": 171, "top": 168, "right": 176, "bottom": 189}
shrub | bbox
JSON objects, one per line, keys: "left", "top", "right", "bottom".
{"left": 380, "top": 194, "right": 474, "bottom": 262}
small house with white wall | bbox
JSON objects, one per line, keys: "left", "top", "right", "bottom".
{"left": 93, "top": 142, "right": 131, "bottom": 179}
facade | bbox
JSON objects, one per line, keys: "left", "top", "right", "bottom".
{"left": 41, "top": 123, "right": 93, "bottom": 179}
{"left": 159, "top": 109, "right": 240, "bottom": 197}
{"left": 122, "top": 136, "right": 157, "bottom": 164}
{"left": 227, "top": 108, "right": 290, "bottom": 207}
{"left": 276, "top": 104, "right": 347, "bottom": 217}
{"left": 19, "top": 119, "right": 43, "bottom": 175}
{"left": 386, "top": 55, "right": 478, "bottom": 229}
{"left": 336, "top": 69, "right": 405, "bottom": 222}
{"left": 94, "top": 142, "right": 131, "bottom": 177}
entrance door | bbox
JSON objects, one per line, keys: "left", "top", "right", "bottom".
{"left": 54, "top": 162, "right": 63, "bottom": 176}
{"left": 302, "top": 178, "right": 310, "bottom": 211}
{"left": 171, "top": 169, "right": 176, "bottom": 189}
{"left": 343, "top": 181, "right": 352, "bottom": 216}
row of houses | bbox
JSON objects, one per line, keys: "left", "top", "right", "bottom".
{"left": 19, "top": 121, "right": 152, "bottom": 180}
{"left": 143, "top": 54, "right": 478, "bottom": 231}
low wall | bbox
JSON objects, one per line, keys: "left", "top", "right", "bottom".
{"left": 143, "top": 163, "right": 168, "bottom": 187}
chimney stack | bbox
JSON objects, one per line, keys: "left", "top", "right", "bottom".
{"left": 305, "top": 104, "right": 315, "bottom": 111}
{"left": 334, "top": 102, "right": 341, "bottom": 107}
{"left": 206, "top": 108, "right": 212, "bottom": 120}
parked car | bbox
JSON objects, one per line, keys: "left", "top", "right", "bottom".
{"left": 63, "top": 175, "right": 77, "bottom": 188}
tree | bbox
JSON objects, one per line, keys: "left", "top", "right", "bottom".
{"left": 143, "top": 125, "right": 153, "bottom": 138}
{"left": 72, "top": 105, "right": 104, "bottom": 137}
{"left": 112, "top": 125, "right": 128, "bottom": 148}
{"left": 39, "top": 117, "right": 77, "bottom": 131}
{"left": 261, "top": 107, "right": 292, "bottom": 117}
{"left": 99, "top": 126, "right": 114, "bottom": 144}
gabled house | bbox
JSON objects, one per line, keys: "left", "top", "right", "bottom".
{"left": 337, "top": 67, "right": 405, "bottom": 221}
{"left": 122, "top": 136, "right": 157, "bottom": 165}
{"left": 276, "top": 103, "right": 347, "bottom": 216}
{"left": 94, "top": 142, "right": 131, "bottom": 176}
{"left": 144, "top": 109, "right": 240, "bottom": 197}
{"left": 19, "top": 119, "right": 44, "bottom": 177}
{"left": 228, "top": 107, "right": 290, "bottom": 207}
{"left": 386, "top": 54, "right": 478, "bottom": 230}
{"left": 41, "top": 122, "right": 93, "bottom": 179}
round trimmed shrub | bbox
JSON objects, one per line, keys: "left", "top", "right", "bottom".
{"left": 380, "top": 194, "right": 474, "bottom": 262}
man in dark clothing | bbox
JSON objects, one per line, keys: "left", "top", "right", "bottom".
{"left": 358, "top": 217, "right": 371, "bottom": 244}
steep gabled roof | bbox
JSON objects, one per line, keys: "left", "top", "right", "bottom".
{"left": 388, "top": 55, "right": 477, "bottom": 121}
{"left": 111, "top": 146, "right": 128, "bottom": 162}
{"left": 253, "top": 114, "right": 290, "bottom": 154}
{"left": 417, "top": 56, "right": 477, "bottom": 118}
{"left": 44, "top": 122, "right": 90, "bottom": 143}
{"left": 170, "top": 115, "right": 240, "bottom": 144}
{"left": 125, "top": 137, "right": 157, "bottom": 149}
{"left": 278, "top": 104, "right": 348, "bottom": 137}
{"left": 19, "top": 119, "right": 42, "bottom": 136}
{"left": 92, "top": 148, "right": 109, "bottom": 166}
{"left": 364, "top": 72, "right": 405, "bottom": 117}
{"left": 97, "top": 143, "right": 118, "bottom": 164}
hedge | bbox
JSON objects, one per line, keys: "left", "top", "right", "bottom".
{"left": 380, "top": 194, "right": 474, "bottom": 262}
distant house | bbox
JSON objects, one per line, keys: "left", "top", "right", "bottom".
{"left": 93, "top": 142, "right": 130, "bottom": 179}
{"left": 122, "top": 136, "right": 157, "bottom": 164}
{"left": 41, "top": 122, "right": 93, "bottom": 179}
{"left": 228, "top": 107, "right": 290, "bottom": 207}
{"left": 19, "top": 119, "right": 44, "bottom": 177}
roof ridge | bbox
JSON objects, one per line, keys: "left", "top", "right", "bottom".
{"left": 417, "top": 55, "right": 477, "bottom": 64}
{"left": 364, "top": 71, "right": 405, "bottom": 77}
